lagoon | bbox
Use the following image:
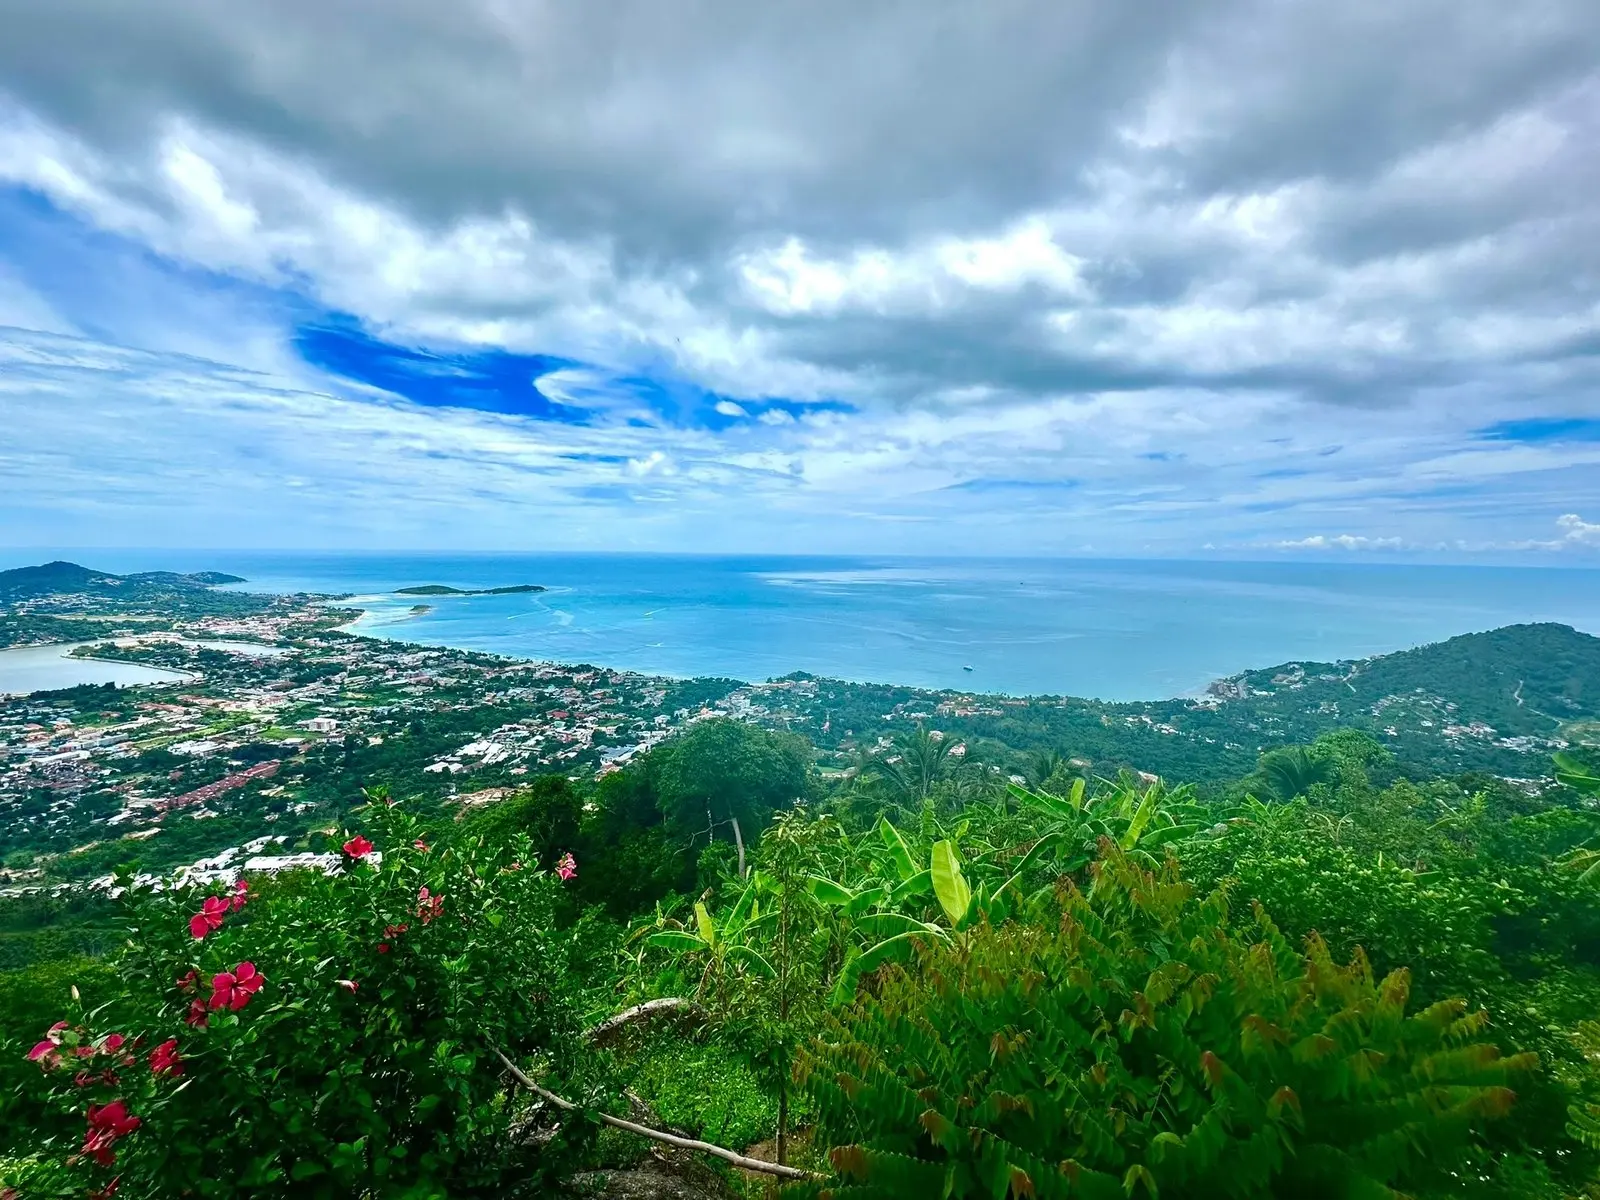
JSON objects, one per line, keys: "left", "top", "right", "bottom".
{"left": 0, "top": 642, "right": 195, "bottom": 697}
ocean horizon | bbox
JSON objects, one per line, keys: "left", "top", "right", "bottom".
{"left": 9, "top": 551, "right": 1599, "bottom": 702}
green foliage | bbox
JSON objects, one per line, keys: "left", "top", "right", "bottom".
{"left": 795, "top": 847, "right": 1535, "bottom": 1200}
{"left": 651, "top": 718, "right": 814, "bottom": 839}
{"left": 460, "top": 773, "right": 581, "bottom": 869}
{"left": 622, "top": 1034, "right": 784, "bottom": 1151}
{"left": 16, "top": 796, "right": 590, "bottom": 1198}
{"left": 1257, "top": 744, "right": 1335, "bottom": 802}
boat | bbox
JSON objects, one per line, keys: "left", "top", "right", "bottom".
{"left": 963, "top": 664, "right": 974, "bottom": 672}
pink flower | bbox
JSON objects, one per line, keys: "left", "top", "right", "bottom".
{"left": 82, "top": 1100, "right": 140, "bottom": 1166}
{"left": 376, "top": 943, "right": 390, "bottom": 953}
{"left": 208, "top": 962, "right": 265, "bottom": 1012}
{"left": 556, "top": 852, "right": 578, "bottom": 882}
{"left": 188, "top": 895, "right": 228, "bottom": 939}
{"left": 336, "top": 979, "right": 358, "bottom": 993}
{"left": 230, "top": 878, "right": 250, "bottom": 913}
{"left": 413, "top": 839, "right": 429, "bottom": 852}
{"left": 343, "top": 834, "right": 374, "bottom": 860}
{"left": 176, "top": 970, "right": 199, "bottom": 992}
{"left": 27, "top": 1040, "right": 59, "bottom": 1068}
{"left": 148, "top": 1039, "right": 182, "bottom": 1078}
{"left": 183, "top": 999, "right": 209, "bottom": 1029}
{"left": 100, "top": 1033, "right": 126, "bottom": 1055}
{"left": 416, "top": 887, "right": 444, "bottom": 924}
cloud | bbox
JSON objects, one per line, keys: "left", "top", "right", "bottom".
{"left": 1558, "top": 513, "right": 1600, "bottom": 545}
{"left": 0, "top": 0, "right": 1596, "bottom": 553}
{"left": 1273, "top": 534, "right": 1407, "bottom": 550}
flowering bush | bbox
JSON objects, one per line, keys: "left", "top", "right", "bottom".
{"left": 21, "top": 798, "right": 588, "bottom": 1197}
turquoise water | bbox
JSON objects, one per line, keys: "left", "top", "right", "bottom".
{"left": 45, "top": 553, "right": 1597, "bottom": 702}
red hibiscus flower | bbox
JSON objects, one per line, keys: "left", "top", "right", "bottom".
{"left": 188, "top": 895, "right": 229, "bottom": 940}
{"left": 343, "top": 834, "right": 374, "bottom": 860}
{"left": 184, "top": 999, "right": 209, "bottom": 1028}
{"left": 177, "top": 969, "right": 199, "bottom": 991}
{"left": 27, "top": 1040, "right": 60, "bottom": 1069}
{"left": 556, "top": 852, "right": 578, "bottom": 882}
{"left": 82, "top": 1100, "right": 141, "bottom": 1166}
{"left": 230, "top": 878, "right": 250, "bottom": 912}
{"left": 148, "top": 1038, "right": 182, "bottom": 1078}
{"left": 100, "top": 1033, "right": 126, "bottom": 1055}
{"left": 208, "top": 961, "right": 265, "bottom": 1011}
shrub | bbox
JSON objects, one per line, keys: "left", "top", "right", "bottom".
{"left": 795, "top": 847, "right": 1536, "bottom": 1200}
{"left": 17, "top": 799, "right": 588, "bottom": 1198}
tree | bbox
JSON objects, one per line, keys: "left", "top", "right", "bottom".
{"left": 874, "top": 725, "right": 964, "bottom": 810}
{"left": 651, "top": 719, "right": 812, "bottom": 863}
{"left": 1257, "top": 745, "right": 1335, "bottom": 802}
{"left": 461, "top": 774, "right": 581, "bottom": 869}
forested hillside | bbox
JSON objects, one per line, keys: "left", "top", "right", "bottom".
{"left": 4, "top": 703, "right": 1600, "bottom": 1197}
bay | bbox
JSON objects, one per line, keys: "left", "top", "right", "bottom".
{"left": 83, "top": 552, "right": 1600, "bottom": 702}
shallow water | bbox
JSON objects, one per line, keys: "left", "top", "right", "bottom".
{"left": 0, "top": 642, "right": 194, "bottom": 697}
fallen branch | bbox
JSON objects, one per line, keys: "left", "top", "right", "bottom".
{"left": 492, "top": 1047, "right": 821, "bottom": 1182}
{"left": 586, "top": 997, "right": 706, "bottom": 1046}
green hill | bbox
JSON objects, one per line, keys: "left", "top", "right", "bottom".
{"left": 0, "top": 561, "right": 246, "bottom": 603}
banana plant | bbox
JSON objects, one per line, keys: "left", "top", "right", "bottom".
{"left": 813, "top": 819, "right": 1041, "bottom": 1003}
{"left": 635, "top": 874, "right": 777, "bottom": 1002}
{"left": 1004, "top": 774, "right": 1201, "bottom": 877}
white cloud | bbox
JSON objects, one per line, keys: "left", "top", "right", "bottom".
{"left": 1558, "top": 512, "right": 1600, "bottom": 545}
{"left": 1274, "top": 534, "right": 1406, "bottom": 550}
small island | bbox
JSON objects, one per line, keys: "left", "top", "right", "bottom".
{"left": 394, "top": 584, "right": 546, "bottom": 596}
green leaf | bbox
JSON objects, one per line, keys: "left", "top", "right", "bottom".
{"left": 694, "top": 900, "right": 716, "bottom": 947}
{"left": 1119, "top": 784, "right": 1161, "bottom": 850}
{"left": 644, "top": 930, "right": 708, "bottom": 953}
{"left": 726, "top": 945, "right": 777, "bottom": 978}
{"left": 846, "top": 884, "right": 888, "bottom": 916}
{"left": 930, "top": 840, "right": 971, "bottom": 926}
{"left": 879, "top": 817, "right": 918, "bottom": 882}
{"left": 889, "top": 869, "right": 933, "bottom": 905}
{"left": 1013, "top": 830, "right": 1069, "bottom": 876}
{"left": 808, "top": 874, "right": 857, "bottom": 906}
{"left": 830, "top": 930, "right": 936, "bottom": 1004}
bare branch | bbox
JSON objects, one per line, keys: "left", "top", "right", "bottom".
{"left": 492, "top": 1047, "right": 821, "bottom": 1181}
{"left": 586, "top": 997, "right": 707, "bottom": 1046}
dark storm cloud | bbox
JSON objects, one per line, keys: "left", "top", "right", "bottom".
{"left": 0, "top": 0, "right": 1596, "bottom": 418}
{"left": 0, "top": 0, "right": 1206, "bottom": 254}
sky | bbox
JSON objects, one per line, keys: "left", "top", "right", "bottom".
{"left": 0, "top": 0, "right": 1598, "bottom": 561}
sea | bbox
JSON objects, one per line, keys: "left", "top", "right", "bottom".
{"left": 13, "top": 552, "right": 1597, "bottom": 703}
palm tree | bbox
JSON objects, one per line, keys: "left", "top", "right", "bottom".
{"left": 875, "top": 725, "right": 962, "bottom": 808}
{"left": 1030, "top": 749, "right": 1067, "bottom": 788}
{"left": 1259, "top": 746, "right": 1335, "bottom": 802}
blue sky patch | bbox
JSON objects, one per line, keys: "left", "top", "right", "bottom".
{"left": 1477, "top": 417, "right": 1600, "bottom": 443}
